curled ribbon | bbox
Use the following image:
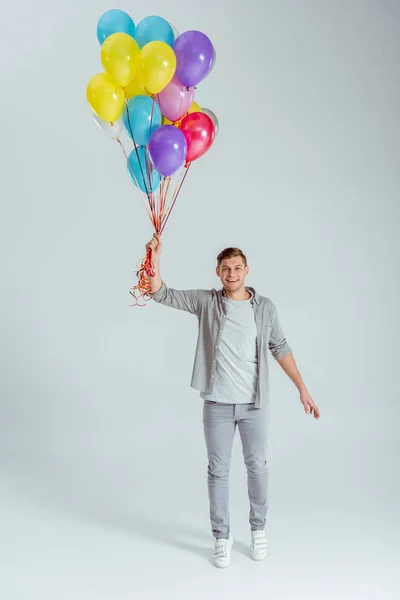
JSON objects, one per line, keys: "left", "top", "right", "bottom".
{"left": 128, "top": 248, "right": 155, "bottom": 307}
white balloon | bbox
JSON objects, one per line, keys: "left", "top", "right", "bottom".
{"left": 92, "top": 112, "right": 123, "bottom": 139}
{"left": 170, "top": 23, "right": 180, "bottom": 41}
{"left": 202, "top": 108, "right": 219, "bottom": 136}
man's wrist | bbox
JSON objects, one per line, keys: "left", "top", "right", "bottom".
{"left": 298, "top": 382, "right": 307, "bottom": 394}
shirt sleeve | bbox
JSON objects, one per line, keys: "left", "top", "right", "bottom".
{"left": 152, "top": 281, "right": 207, "bottom": 315}
{"left": 268, "top": 301, "right": 292, "bottom": 360}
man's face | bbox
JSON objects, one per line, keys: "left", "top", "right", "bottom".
{"left": 217, "top": 256, "right": 249, "bottom": 293}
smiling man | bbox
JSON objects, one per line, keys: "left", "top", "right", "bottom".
{"left": 145, "top": 234, "right": 320, "bottom": 568}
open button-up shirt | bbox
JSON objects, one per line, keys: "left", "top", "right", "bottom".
{"left": 153, "top": 283, "right": 292, "bottom": 408}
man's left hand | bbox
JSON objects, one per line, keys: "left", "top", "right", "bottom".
{"left": 300, "top": 390, "right": 320, "bottom": 420}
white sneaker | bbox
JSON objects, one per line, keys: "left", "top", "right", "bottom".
{"left": 213, "top": 535, "right": 233, "bottom": 568}
{"left": 250, "top": 530, "right": 268, "bottom": 561}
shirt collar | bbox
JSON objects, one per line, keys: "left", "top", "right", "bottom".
{"left": 220, "top": 286, "right": 260, "bottom": 305}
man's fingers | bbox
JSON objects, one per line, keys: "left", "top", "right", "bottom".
{"left": 310, "top": 403, "right": 320, "bottom": 419}
{"left": 146, "top": 242, "right": 157, "bottom": 253}
{"left": 304, "top": 402, "right": 320, "bottom": 418}
{"left": 150, "top": 235, "right": 161, "bottom": 249}
{"left": 302, "top": 398, "right": 320, "bottom": 419}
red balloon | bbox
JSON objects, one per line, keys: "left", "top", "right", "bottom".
{"left": 179, "top": 112, "right": 215, "bottom": 162}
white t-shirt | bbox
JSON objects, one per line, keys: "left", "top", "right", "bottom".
{"left": 201, "top": 295, "right": 258, "bottom": 404}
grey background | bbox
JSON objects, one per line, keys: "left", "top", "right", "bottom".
{"left": 1, "top": 0, "right": 399, "bottom": 598}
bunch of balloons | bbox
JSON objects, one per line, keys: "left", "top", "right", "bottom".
{"left": 87, "top": 10, "right": 218, "bottom": 186}
{"left": 86, "top": 10, "right": 218, "bottom": 305}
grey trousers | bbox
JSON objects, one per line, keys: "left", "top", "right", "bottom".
{"left": 202, "top": 400, "right": 269, "bottom": 539}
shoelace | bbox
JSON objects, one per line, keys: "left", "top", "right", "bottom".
{"left": 214, "top": 539, "right": 228, "bottom": 558}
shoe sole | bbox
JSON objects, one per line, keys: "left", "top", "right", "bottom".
{"left": 250, "top": 552, "right": 267, "bottom": 561}
{"left": 214, "top": 559, "right": 232, "bottom": 568}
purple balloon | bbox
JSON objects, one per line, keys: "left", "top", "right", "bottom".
{"left": 173, "top": 30, "right": 215, "bottom": 87}
{"left": 148, "top": 126, "right": 187, "bottom": 176}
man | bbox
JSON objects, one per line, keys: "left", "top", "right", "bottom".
{"left": 145, "top": 233, "right": 320, "bottom": 568}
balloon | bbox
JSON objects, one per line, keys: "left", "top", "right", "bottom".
{"left": 201, "top": 108, "right": 219, "bottom": 136}
{"left": 156, "top": 76, "right": 194, "bottom": 122}
{"left": 163, "top": 101, "right": 202, "bottom": 126}
{"left": 210, "top": 46, "right": 217, "bottom": 75}
{"left": 97, "top": 10, "right": 135, "bottom": 44}
{"left": 148, "top": 126, "right": 187, "bottom": 176}
{"left": 86, "top": 73, "right": 125, "bottom": 122}
{"left": 125, "top": 74, "right": 151, "bottom": 99}
{"left": 123, "top": 95, "right": 162, "bottom": 145}
{"left": 127, "top": 146, "right": 160, "bottom": 193}
{"left": 92, "top": 112, "right": 123, "bottom": 138}
{"left": 170, "top": 23, "right": 180, "bottom": 41}
{"left": 190, "top": 101, "right": 202, "bottom": 113}
{"left": 140, "top": 41, "right": 176, "bottom": 95}
{"left": 173, "top": 31, "right": 215, "bottom": 87}
{"left": 180, "top": 112, "right": 215, "bottom": 162}
{"left": 101, "top": 33, "right": 140, "bottom": 87}
{"left": 135, "top": 16, "right": 174, "bottom": 48}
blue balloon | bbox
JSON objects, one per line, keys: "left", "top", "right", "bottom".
{"left": 123, "top": 95, "right": 162, "bottom": 146}
{"left": 127, "top": 147, "right": 160, "bottom": 193}
{"left": 134, "top": 15, "right": 174, "bottom": 48}
{"left": 97, "top": 10, "right": 135, "bottom": 44}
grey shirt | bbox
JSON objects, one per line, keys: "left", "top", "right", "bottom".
{"left": 201, "top": 295, "right": 258, "bottom": 404}
{"left": 152, "top": 283, "right": 292, "bottom": 409}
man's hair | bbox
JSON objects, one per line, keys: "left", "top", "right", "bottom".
{"left": 217, "top": 247, "right": 247, "bottom": 267}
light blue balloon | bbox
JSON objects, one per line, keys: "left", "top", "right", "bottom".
{"left": 123, "top": 95, "right": 162, "bottom": 146}
{"left": 127, "top": 147, "right": 161, "bottom": 194}
{"left": 134, "top": 15, "right": 174, "bottom": 48}
{"left": 97, "top": 10, "right": 135, "bottom": 44}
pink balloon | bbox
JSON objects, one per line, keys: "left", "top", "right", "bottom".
{"left": 156, "top": 76, "right": 195, "bottom": 123}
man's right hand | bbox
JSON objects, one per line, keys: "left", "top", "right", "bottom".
{"left": 146, "top": 233, "right": 163, "bottom": 261}
{"left": 144, "top": 234, "right": 163, "bottom": 293}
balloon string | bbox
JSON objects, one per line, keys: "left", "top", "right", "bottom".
{"left": 114, "top": 137, "right": 156, "bottom": 306}
{"left": 144, "top": 153, "right": 158, "bottom": 226}
{"left": 123, "top": 94, "right": 192, "bottom": 306}
{"left": 124, "top": 95, "right": 151, "bottom": 199}
{"left": 144, "top": 97, "right": 157, "bottom": 220}
{"left": 130, "top": 164, "right": 192, "bottom": 306}
{"left": 163, "top": 168, "right": 183, "bottom": 219}
{"left": 160, "top": 176, "right": 172, "bottom": 229}
{"left": 150, "top": 96, "right": 155, "bottom": 130}
{"left": 115, "top": 138, "right": 153, "bottom": 223}
{"left": 160, "top": 162, "right": 192, "bottom": 235}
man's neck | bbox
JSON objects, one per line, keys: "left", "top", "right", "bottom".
{"left": 224, "top": 287, "right": 251, "bottom": 301}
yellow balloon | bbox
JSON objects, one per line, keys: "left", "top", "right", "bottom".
{"left": 189, "top": 101, "right": 201, "bottom": 114}
{"left": 125, "top": 74, "right": 150, "bottom": 99}
{"left": 140, "top": 41, "right": 176, "bottom": 95}
{"left": 162, "top": 101, "right": 202, "bottom": 126}
{"left": 86, "top": 73, "right": 125, "bottom": 123}
{"left": 162, "top": 116, "right": 175, "bottom": 126}
{"left": 101, "top": 33, "right": 140, "bottom": 87}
